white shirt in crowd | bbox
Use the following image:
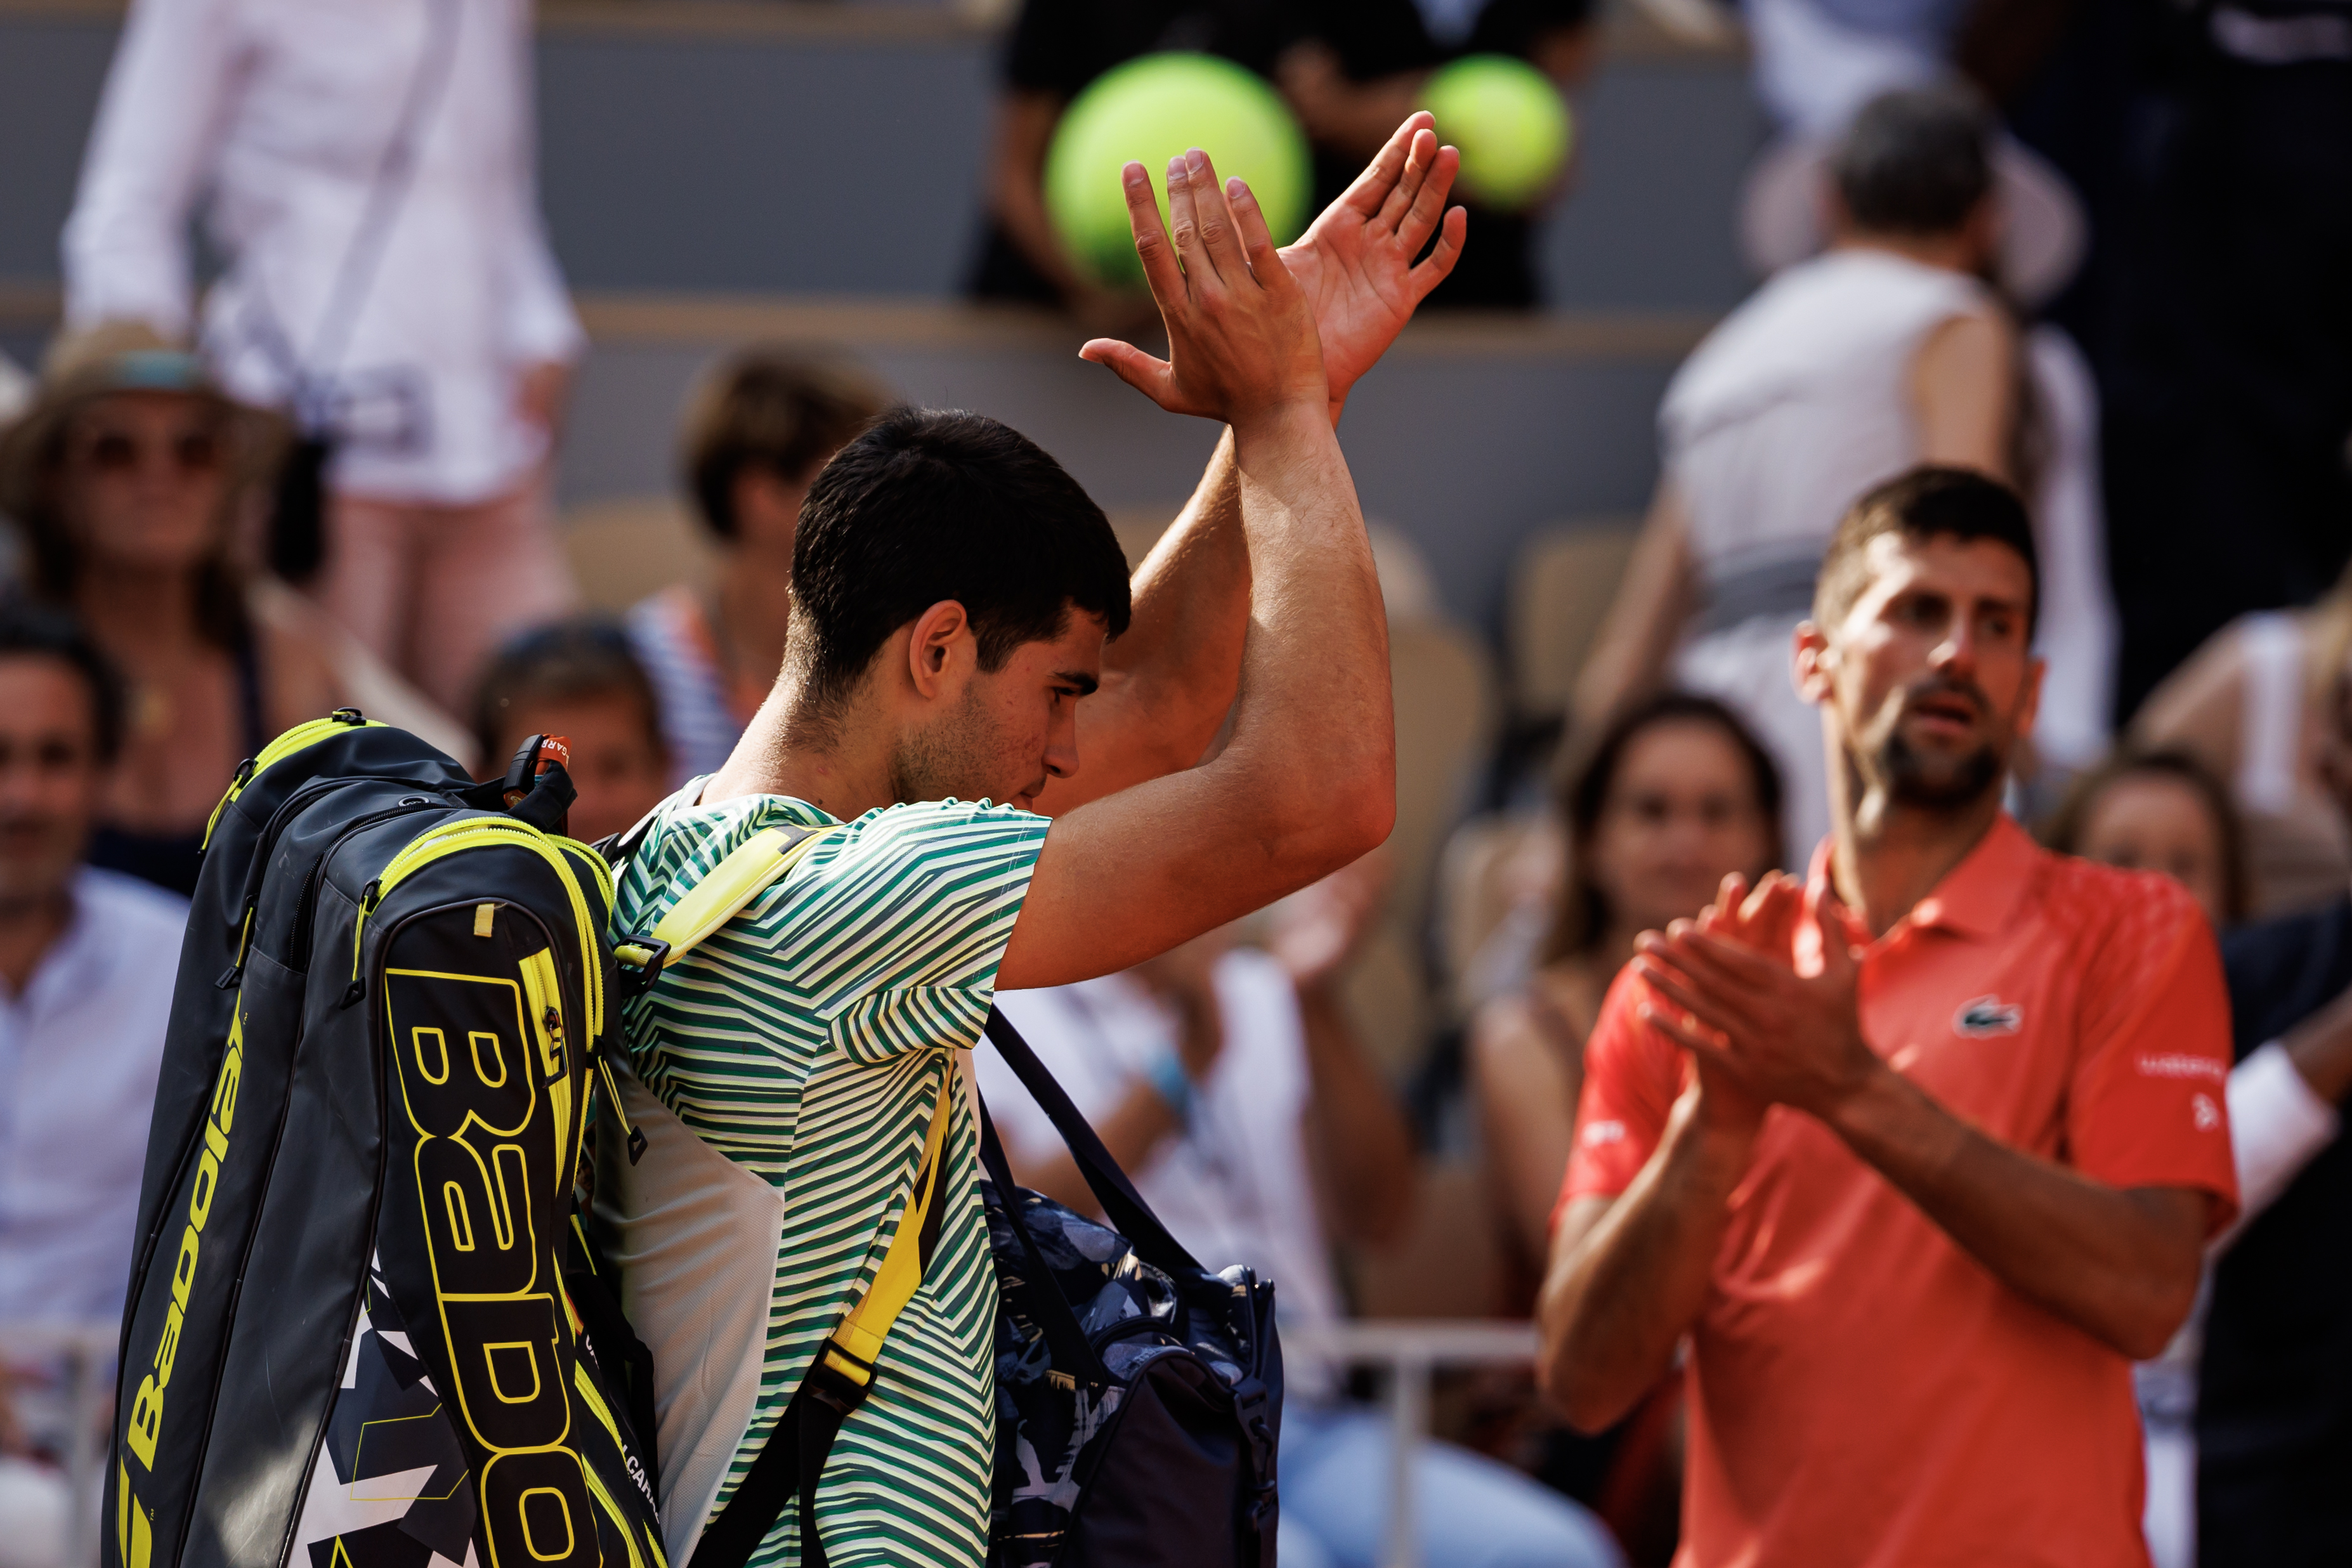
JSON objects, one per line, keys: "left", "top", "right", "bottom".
{"left": 986, "top": 949, "right": 1343, "bottom": 1401}
{"left": 0, "top": 868, "right": 185, "bottom": 1324}
{"left": 1663, "top": 246, "right": 2117, "bottom": 854}
{"left": 63, "top": 0, "right": 584, "bottom": 506}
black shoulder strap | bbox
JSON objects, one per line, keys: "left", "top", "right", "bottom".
{"left": 982, "top": 1009, "right": 1203, "bottom": 1276}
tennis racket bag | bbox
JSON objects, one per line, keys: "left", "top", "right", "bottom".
{"left": 104, "top": 711, "right": 663, "bottom": 1568}
{"left": 975, "top": 1011, "right": 1283, "bottom": 1568}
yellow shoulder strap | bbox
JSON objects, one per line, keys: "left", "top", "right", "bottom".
{"left": 604, "top": 823, "right": 838, "bottom": 1163}
{"left": 606, "top": 816, "right": 946, "bottom": 1383}
{"left": 819, "top": 1061, "right": 957, "bottom": 1388}
{"left": 612, "top": 823, "right": 834, "bottom": 972}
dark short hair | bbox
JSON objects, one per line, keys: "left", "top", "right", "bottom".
{"left": 1814, "top": 466, "right": 2040, "bottom": 638}
{"left": 1832, "top": 85, "right": 1995, "bottom": 238}
{"left": 0, "top": 597, "right": 125, "bottom": 762}
{"left": 788, "top": 408, "right": 1133, "bottom": 717}
{"left": 2041, "top": 748, "right": 2249, "bottom": 925}
{"left": 1544, "top": 691, "right": 1785, "bottom": 964}
{"left": 680, "top": 348, "right": 889, "bottom": 540}
{"left": 469, "top": 617, "right": 663, "bottom": 771}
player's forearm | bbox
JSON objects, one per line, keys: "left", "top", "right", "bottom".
{"left": 1097, "top": 433, "right": 1251, "bottom": 758}
{"left": 1539, "top": 1094, "right": 1752, "bottom": 1430}
{"left": 1216, "top": 406, "right": 1395, "bottom": 872}
{"left": 1826, "top": 1061, "right": 2207, "bottom": 1357}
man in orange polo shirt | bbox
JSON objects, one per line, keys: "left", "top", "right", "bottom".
{"left": 1537, "top": 466, "right": 2238, "bottom": 1568}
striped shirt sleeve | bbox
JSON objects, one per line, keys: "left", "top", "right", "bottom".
{"left": 780, "top": 799, "right": 1050, "bottom": 1023}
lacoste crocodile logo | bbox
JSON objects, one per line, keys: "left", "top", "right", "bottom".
{"left": 1954, "top": 996, "right": 2023, "bottom": 1037}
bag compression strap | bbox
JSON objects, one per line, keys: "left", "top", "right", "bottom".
{"left": 602, "top": 825, "right": 836, "bottom": 1162}
{"left": 693, "top": 1062, "right": 957, "bottom": 1568}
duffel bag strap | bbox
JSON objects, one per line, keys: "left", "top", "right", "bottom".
{"left": 693, "top": 1062, "right": 956, "bottom": 1568}
{"left": 983, "top": 1009, "right": 1205, "bottom": 1276}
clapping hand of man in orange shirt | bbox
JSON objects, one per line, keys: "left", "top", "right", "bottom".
{"left": 1632, "top": 871, "right": 1887, "bottom": 1123}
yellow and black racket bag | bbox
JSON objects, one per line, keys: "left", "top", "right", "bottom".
{"left": 105, "top": 711, "right": 665, "bottom": 1568}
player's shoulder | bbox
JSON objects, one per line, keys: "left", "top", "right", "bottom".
{"left": 2034, "top": 849, "right": 2214, "bottom": 979}
{"left": 1583, "top": 962, "right": 1674, "bottom": 1071}
{"left": 820, "top": 796, "right": 1050, "bottom": 872}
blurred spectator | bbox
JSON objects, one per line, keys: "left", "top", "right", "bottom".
{"left": 970, "top": 0, "right": 1285, "bottom": 326}
{"left": 1576, "top": 85, "right": 2115, "bottom": 857}
{"left": 2132, "top": 573, "right": 2352, "bottom": 918}
{"left": 0, "top": 603, "right": 181, "bottom": 1523}
{"left": 2044, "top": 750, "right": 2247, "bottom": 932}
{"left": 627, "top": 349, "right": 888, "bottom": 786}
{"left": 1470, "top": 693, "right": 1780, "bottom": 1289}
{"left": 1742, "top": 0, "right": 1965, "bottom": 138}
{"left": 0, "top": 325, "right": 465, "bottom": 897}
{"left": 986, "top": 856, "right": 1626, "bottom": 1568}
{"left": 1274, "top": 0, "right": 1595, "bottom": 308}
{"left": 2194, "top": 639, "right": 2352, "bottom": 1568}
{"left": 471, "top": 619, "right": 669, "bottom": 846}
{"left": 62, "top": 0, "right": 584, "bottom": 712}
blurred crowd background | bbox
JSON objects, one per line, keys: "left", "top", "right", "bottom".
{"left": 0, "top": 0, "right": 2347, "bottom": 1565}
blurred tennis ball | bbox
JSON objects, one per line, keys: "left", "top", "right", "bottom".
{"left": 1045, "top": 52, "right": 1310, "bottom": 291}
{"left": 1420, "top": 55, "right": 1573, "bottom": 211}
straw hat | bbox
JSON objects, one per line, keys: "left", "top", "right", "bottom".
{"left": 1737, "top": 130, "right": 2087, "bottom": 309}
{"left": 0, "top": 320, "right": 284, "bottom": 526}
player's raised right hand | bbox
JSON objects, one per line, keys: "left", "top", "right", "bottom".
{"left": 1079, "top": 148, "right": 1330, "bottom": 429}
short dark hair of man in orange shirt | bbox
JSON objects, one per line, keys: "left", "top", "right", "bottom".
{"left": 1537, "top": 466, "right": 2238, "bottom": 1568}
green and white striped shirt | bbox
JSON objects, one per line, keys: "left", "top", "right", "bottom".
{"left": 599, "top": 785, "right": 1049, "bottom": 1568}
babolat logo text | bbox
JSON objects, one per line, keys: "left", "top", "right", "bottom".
{"left": 1953, "top": 996, "right": 2024, "bottom": 1038}
{"left": 125, "top": 1008, "right": 242, "bottom": 1476}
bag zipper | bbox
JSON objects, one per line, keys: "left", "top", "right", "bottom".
{"left": 200, "top": 709, "right": 376, "bottom": 853}
{"left": 352, "top": 818, "right": 607, "bottom": 1037}
{"left": 284, "top": 800, "right": 441, "bottom": 973}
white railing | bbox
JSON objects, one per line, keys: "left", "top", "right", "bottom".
{"left": 0, "top": 1323, "right": 115, "bottom": 1568}
{"left": 1281, "top": 1319, "right": 1544, "bottom": 1568}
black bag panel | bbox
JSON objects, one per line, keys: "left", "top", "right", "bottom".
{"left": 114, "top": 940, "right": 315, "bottom": 1568}
{"left": 129, "top": 725, "right": 466, "bottom": 1301}
{"left": 1064, "top": 1356, "right": 1248, "bottom": 1568}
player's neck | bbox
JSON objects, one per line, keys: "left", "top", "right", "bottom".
{"left": 701, "top": 685, "right": 899, "bottom": 823}
{"left": 1828, "top": 782, "right": 2004, "bottom": 941}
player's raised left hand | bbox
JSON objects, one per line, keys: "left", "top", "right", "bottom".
{"left": 1280, "top": 112, "right": 1467, "bottom": 419}
{"left": 1079, "top": 148, "right": 1328, "bottom": 429}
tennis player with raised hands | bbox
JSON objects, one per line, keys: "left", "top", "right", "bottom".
{"left": 594, "top": 119, "right": 1463, "bottom": 1567}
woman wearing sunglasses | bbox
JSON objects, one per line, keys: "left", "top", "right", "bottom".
{"left": 0, "top": 322, "right": 464, "bottom": 896}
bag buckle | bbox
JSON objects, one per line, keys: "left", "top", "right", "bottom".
{"left": 613, "top": 935, "right": 673, "bottom": 997}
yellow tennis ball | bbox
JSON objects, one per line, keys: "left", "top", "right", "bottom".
{"left": 1046, "top": 53, "right": 1312, "bottom": 290}
{"left": 1420, "top": 55, "right": 1574, "bottom": 211}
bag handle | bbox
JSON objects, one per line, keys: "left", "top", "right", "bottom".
{"left": 974, "top": 1088, "right": 1113, "bottom": 1383}
{"left": 982, "top": 1009, "right": 1204, "bottom": 1277}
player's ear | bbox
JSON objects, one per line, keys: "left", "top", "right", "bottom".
{"left": 2012, "top": 655, "right": 2047, "bottom": 744}
{"left": 906, "top": 600, "right": 974, "bottom": 699}
{"left": 1793, "top": 620, "right": 1835, "bottom": 705}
